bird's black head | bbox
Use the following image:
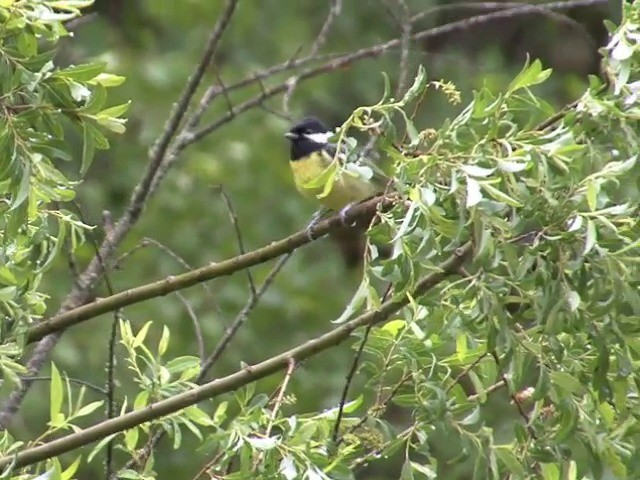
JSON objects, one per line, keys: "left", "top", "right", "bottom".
{"left": 284, "top": 117, "right": 331, "bottom": 161}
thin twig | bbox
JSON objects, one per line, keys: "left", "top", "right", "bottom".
{"left": 446, "top": 352, "right": 488, "bottom": 393}
{"left": 105, "top": 310, "right": 120, "bottom": 480}
{"left": 332, "top": 322, "right": 374, "bottom": 444}
{"left": 411, "top": 1, "right": 597, "bottom": 47}
{"left": 175, "top": 292, "right": 206, "bottom": 364}
{"left": 216, "top": 187, "right": 256, "bottom": 296}
{"left": 199, "top": 252, "right": 293, "bottom": 376}
{"left": 388, "top": 0, "right": 412, "bottom": 97}
{"left": 490, "top": 352, "right": 536, "bottom": 439}
{"left": 29, "top": 376, "right": 108, "bottom": 396}
{"left": 188, "top": 0, "right": 607, "bottom": 151}
{"left": 252, "top": 359, "right": 296, "bottom": 472}
{"left": 282, "top": 0, "right": 343, "bottom": 113}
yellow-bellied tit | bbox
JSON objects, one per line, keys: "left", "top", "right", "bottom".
{"left": 284, "top": 117, "right": 389, "bottom": 212}
{"left": 284, "top": 117, "right": 391, "bottom": 266}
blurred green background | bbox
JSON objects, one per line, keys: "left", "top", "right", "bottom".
{"left": 6, "top": 0, "right": 617, "bottom": 478}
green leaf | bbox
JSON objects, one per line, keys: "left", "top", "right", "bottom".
{"left": 550, "top": 371, "right": 583, "bottom": 394}
{"left": 50, "top": 362, "right": 63, "bottom": 423}
{"left": 87, "top": 433, "right": 119, "bottom": 463}
{"left": 494, "top": 446, "right": 526, "bottom": 477}
{"left": 165, "top": 355, "right": 200, "bottom": 374}
{"left": 398, "top": 64, "right": 427, "bottom": 106}
{"left": 89, "top": 72, "right": 126, "bottom": 87}
{"left": 157, "top": 325, "right": 170, "bottom": 357}
{"left": 81, "top": 121, "right": 95, "bottom": 175}
{"left": 400, "top": 459, "right": 414, "bottom": 480}
{"left": 410, "top": 462, "right": 436, "bottom": 478}
{"left": 0, "top": 287, "right": 17, "bottom": 302}
{"left": 76, "top": 400, "right": 103, "bottom": 417}
{"left": 566, "top": 290, "right": 580, "bottom": 312}
{"left": 465, "top": 177, "right": 482, "bottom": 207}
{"left": 99, "top": 101, "right": 131, "bottom": 118}
{"left": 480, "top": 182, "right": 522, "bottom": 207}
{"left": 246, "top": 436, "right": 279, "bottom": 450}
{"left": 124, "top": 427, "right": 139, "bottom": 451}
{"left": 333, "top": 277, "right": 369, "bottom": 323}
{"left": 507, "top": 58, "right": 552, "bottom": 93}
{"left": 9, "top": 163, "right": 30, "bottom": 211}
{"left": 132, "top": 321, "right": 153, "bottom": 348}
{"left": 540, "top": 463, "right": 560, "bottom": 480}
{"left": 586, "top": 180, "right": 598, "bottom": 211}
{"left": 583, "top": 219, "right": 597, "bottom": 255}
{"left": 95, "top": 115, "right": 127, "bottom": 134}
{"left": 56, "top": 62, "right": 106, "bottom": 82}
{"left": 184, "top": 406, "right": 214, "bottom": 426}
{"left": 61, "top": 456, "right": 81, "bottom": 480}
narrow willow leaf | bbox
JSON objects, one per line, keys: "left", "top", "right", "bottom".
{"left": 50, "top": 362, "right": 63, "bottom": 423}
{"left": 507, "top": 58, "right": 552, "bottom": 93}
{"left": 398, "top": 64, "right": 427, "bottom": 106}
{"left": 81, "top": 122, "right": 95, "bottom": 175}
{"left": 466, "top": 177, "right": 482, "bottom": 207}
{"left": 9, "top": 163, "right": 30, "bottom": 211}
{"left": 480, "top": 182, "right": 522, "bottom": 207}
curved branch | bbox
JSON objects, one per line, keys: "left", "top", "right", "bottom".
{"left": 0, "top": 243, "right": 471, "bottom": 471}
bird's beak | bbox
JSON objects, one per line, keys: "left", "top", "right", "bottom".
{"left": 284, "top": 132, "right": 297, "bottom": 140}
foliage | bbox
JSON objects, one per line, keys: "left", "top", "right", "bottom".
{"left": 0, "top": 1, "right": 634, "bottom": 480}
{"left": 0, "top": 0, "right": 126, "bottom": 352}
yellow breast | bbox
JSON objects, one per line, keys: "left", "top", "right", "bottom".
{"left": 289, "top": 153, "right": 379, "bottom": 211}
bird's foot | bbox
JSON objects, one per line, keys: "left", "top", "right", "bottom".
{"left": 305, "top": 209, "right": 327, "bottom": 240}
{"left": 339, "top": 202, "right": 358, "bottom": 227}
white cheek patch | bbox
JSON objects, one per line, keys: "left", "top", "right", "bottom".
{"left": 304, "top": 131, "right": 333, "bottom": 144}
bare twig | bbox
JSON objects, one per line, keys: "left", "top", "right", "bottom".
{"left": 105, "top": 310, "right": 120, "bottom": 480}
{"left": 490, "top": 352, "right": 536, "bottom": 439}
{"left": 332, "top": 322, "right": 374, "bottom": 444}
{"left": 309, "top": 0, "right": 343, "bottom": 57}
{"left": 446, "top": 352, "right": 488, "bottom": 393}
{"left": 29, "top": 376, "right": 108, "bottom": 396}
{"left": 188, "top": 0, "right": 607, "bottom": 150}
{"left": 383, "top": 0, "right": 412, "bottom": 97}
{"left": 199, "top": 252, "right": 293, "bottom": 376}
{"left": 266, "top": 358, "right": 295, "bottom": 437}
{"left": 252, "top": 359, "right": 296, "bottom": 471}
{"left": 176, "top": 292, "right": 206, "bottom": 363}
{"left": 283, "top": 0, "right": 343, "bottom": 113}
{"left": 411, "top": 1, "right": 597, "bottom": 48}
{"left": 216, "top": 187, "right": 256, "bottom": 296}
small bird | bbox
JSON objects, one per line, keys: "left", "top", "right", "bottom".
{"left": 284, "top": 117, "right": 387, "bottom": 213}
{"left": 284, "top": 117, "right": 391, "bottom": 266}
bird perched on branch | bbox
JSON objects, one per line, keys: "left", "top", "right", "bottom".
{"left": 284, "top": 117, "right": 388, "bottom": 213}
{"left": 284, "top": 117, "right": 391, "bottom": 267}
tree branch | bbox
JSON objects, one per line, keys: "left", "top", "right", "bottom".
{"left": 0, "top": 243, "right": 471, "bottom": 470}
{"left": 26, "top": 197, "right": 393, "bottom": 344}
